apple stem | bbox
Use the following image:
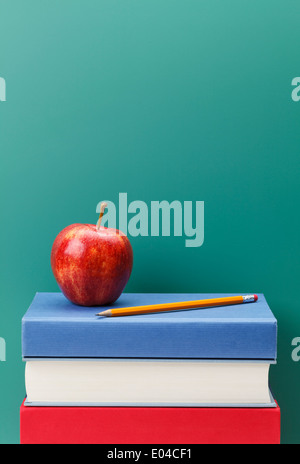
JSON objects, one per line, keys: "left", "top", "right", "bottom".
{"left": 96, "top": 202, "right": 107, "bottom": 230}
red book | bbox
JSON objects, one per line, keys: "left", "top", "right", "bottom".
{"left": 20, "top": 400, "right": 281, "bottom": 445}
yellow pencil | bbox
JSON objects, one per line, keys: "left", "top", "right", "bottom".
{"left": 96, "top": 294, "right": 258, "bottom": 317}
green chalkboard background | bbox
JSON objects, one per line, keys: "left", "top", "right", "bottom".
{"left": 1, "top": 0, "right": 300, "bottom": 444}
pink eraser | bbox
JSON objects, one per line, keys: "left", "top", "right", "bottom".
{"left": 254, "top": 294, "right": 258, "bottom": 302}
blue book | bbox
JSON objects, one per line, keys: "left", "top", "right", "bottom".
{"left": 22, "top": 293, "right": 277, "bottom": 360}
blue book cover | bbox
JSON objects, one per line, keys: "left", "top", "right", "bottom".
{"left": 22, "top": 293, "right": 277, "bottom": 360}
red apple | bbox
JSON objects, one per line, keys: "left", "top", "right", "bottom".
{"left": 51, "top": 203, "right": 133, "bottom": 306}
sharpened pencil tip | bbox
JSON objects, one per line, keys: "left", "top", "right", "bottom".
{"left": 95, "top": 310, "right": 112, "bottom": 317}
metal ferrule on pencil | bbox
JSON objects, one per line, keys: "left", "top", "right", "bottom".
{"left": 242, "top": 295, "right": 256, "bottom": 303}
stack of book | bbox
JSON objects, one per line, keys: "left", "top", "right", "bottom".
{"left": 20, "top": 293, "right": 280, "bottom": 444}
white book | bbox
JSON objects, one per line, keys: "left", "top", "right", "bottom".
{"left": 24, "top": 359, "right": 275, "bottom": 407}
